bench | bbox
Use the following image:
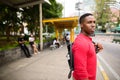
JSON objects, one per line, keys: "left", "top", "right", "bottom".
{"left": 50, "top": 44, "right": 58, "bottom": 50}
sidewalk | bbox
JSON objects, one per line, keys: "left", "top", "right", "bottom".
{"left": 0, "top": 45, "right": 103, "bottom": 80}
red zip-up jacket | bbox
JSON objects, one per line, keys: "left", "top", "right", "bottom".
{"left": 72, "top": 33, "right": 97, "bottom": 80}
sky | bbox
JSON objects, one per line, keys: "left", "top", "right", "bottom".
{"left": 56, "top": 0, "right": 95, "bottom": 17}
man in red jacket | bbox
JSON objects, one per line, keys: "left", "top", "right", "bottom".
{"left": 72, "top": 13, "right": 103, "bottom": 80}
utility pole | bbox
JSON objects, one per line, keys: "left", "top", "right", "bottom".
{"left": 75, "top": 0, "right": 82, "bottom": 33}
{"left": 63, "top": 0, "right": 65, "bottom": 17}
{"left": 118, "top": 2, "right": 120, "bottom": 25}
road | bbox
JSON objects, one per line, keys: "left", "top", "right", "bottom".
{"left": 93, "top": 36, "right": 120, "bottom": 80}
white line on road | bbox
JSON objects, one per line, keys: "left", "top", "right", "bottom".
{"left": 98, "top": 55, "right": 120, "bottom": 80}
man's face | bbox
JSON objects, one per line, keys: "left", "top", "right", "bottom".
{"left": 80, "top": 15, "right": 96, "bottom": 35}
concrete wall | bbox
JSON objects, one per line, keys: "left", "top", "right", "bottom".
{"left": 0, "top": 47, "right": 23, "bottom": 66}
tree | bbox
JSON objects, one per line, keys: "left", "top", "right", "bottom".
{"left": 42, "top": 0, "right": 63, "bottom": 33}
{"left": 20, "top": 0, "right": 63, "bottom": 34}
{"left": 0, "top": 4, "right": 20, "bottom": 40}
{"left": 43, "top": 0, "right": 63, "bottom": 19}
{"left": 94, "top": 0, "right": 115, "bottom": 32}
{"left": 21, "top": 5, "right": 39, "bottom": 35}
{"left": 0, "top": 0, "right": 63, "bottom": 41}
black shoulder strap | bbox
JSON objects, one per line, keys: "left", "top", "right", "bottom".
{"left": 68, "top": 43, "right": 74, "bottom": 79}
{"left": 68, "top": 68, "right": 73, "bottom": 79}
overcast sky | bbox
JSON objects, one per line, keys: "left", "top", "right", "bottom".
{"left": 56, "top": 0, "right": 95, "bottom": 17}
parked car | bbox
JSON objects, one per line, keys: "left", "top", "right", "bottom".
{"left": 111, "top": 26, "right": 120, "bottom": 33}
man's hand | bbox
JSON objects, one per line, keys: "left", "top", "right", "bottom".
{"left": 95, "top": 43, "right": 103, "bottom": 53}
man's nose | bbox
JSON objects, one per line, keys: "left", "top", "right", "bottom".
{"left": 92, "top": 22, "right": 96, "bottom": 26}
{"left": 91, "top": 23, "right": 96, "bottom": 30}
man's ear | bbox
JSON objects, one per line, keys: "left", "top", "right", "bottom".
{"left": 80, "top": 24, "right": 83, "bottom": 28}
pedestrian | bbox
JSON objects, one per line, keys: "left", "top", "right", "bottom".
{"left": 72, "top": 13, "right": 103, "bottom": 80}
{"left": 18, "top": 33, "right": 32, "bottom": 58}
{"left": 65, "top": 33, "right": 70, "bottom": 52}
{"left": 29, "top": 34, "right": 39, "bottom": 54}
{"left": 65, "top": 33, "right": 70, "bottom": 45}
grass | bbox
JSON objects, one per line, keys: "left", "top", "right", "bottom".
{"left": 0, "top": 36, "right": 55, "bottom": 51}
{"left": 0, "top": 37, "right": 18, "bottom": 51}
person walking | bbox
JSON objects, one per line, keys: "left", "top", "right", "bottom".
{"left": 72, "top": 13, "right": 103, "bottom": 80}
{"left": 18, "top": 33, "right": 31, "bottom": 58}
{"left": 65, "top": 33, "right": 70, "bottom": 45}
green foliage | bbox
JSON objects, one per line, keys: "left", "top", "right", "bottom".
{"left": 0, "top": 43, "right": 18, "bottom": 51}
{"left": 0, "top": 0, "right": 63, "bottom": 36}
{"left": 0, "top": 36, "right": 18, "bottom": 51}
{"left": 43, "top": 24, "right": 55, "bottom": 33}
{"left": 116, "top": 18, "right": 120, "bottom": 27}
{"left": 42, "top": 0, "right": 63, "bottom": 33}
{"left": 42, "top": 0, "right": 63, "bottom": 18}
{"left": 0, "top": 0, "right": 63, "bottom": 50}
{"left": 0, "top": 4, "right": 21, "bottom": 39}
{"left": 21, "top": 5, "right": 39, "bottom": 34}
{"left": 94, "top": 0, "right": 114, "bottom": 28}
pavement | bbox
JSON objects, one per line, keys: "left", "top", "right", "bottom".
{"left": 0, "top": 43, "right": 105, "bottom": 80}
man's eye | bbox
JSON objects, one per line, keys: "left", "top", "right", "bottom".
{"left": 88, "top": 21, "right": 96, "bottom": 24}
{"left": 88, "top": 21, "right": 92, "bottom": 23}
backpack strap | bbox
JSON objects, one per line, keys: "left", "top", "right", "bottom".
{"left": 68, "top": 43, "right": 74, "bottom": 79}
{"left": 68, "top": 68, "right": 73, "bottom": 79}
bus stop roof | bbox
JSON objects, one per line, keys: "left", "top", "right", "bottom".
{"left": 0, "top": 0, "right": 44, "bottom": 8}
{"left": 43, "top": 16, "right": 79, "bottom": 28}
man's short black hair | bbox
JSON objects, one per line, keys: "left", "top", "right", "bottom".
{"left": 79, "top": 13, "right": 93, "bottom": 24}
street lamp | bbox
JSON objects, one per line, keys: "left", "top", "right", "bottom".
{"left": 75, "top": 1, "right": 82, "bottom": 16}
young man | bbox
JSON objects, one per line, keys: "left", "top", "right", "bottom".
{"left": 72, "top": 13, "right": 103, "bottom": 80}
{"left": 18, "top": 33, "right": 31, "bottom": 58}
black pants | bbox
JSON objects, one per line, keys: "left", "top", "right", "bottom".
{"left": 55, "top": 43, "right": 60, "bottom": 48}
{"left": 20, "top": 44, "right": 31, "bottom": 57}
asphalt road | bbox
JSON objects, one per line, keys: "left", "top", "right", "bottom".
{"left": 93, "top": 36, "right": 120, "bottom": 80}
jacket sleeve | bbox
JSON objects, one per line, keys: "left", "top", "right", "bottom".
{"left": 72, "top": 41, "right": 89, "bottom": 80}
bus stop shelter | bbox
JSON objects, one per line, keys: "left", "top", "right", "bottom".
{"left": 43, "top": 16, "right": 79, "bottom": 42}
